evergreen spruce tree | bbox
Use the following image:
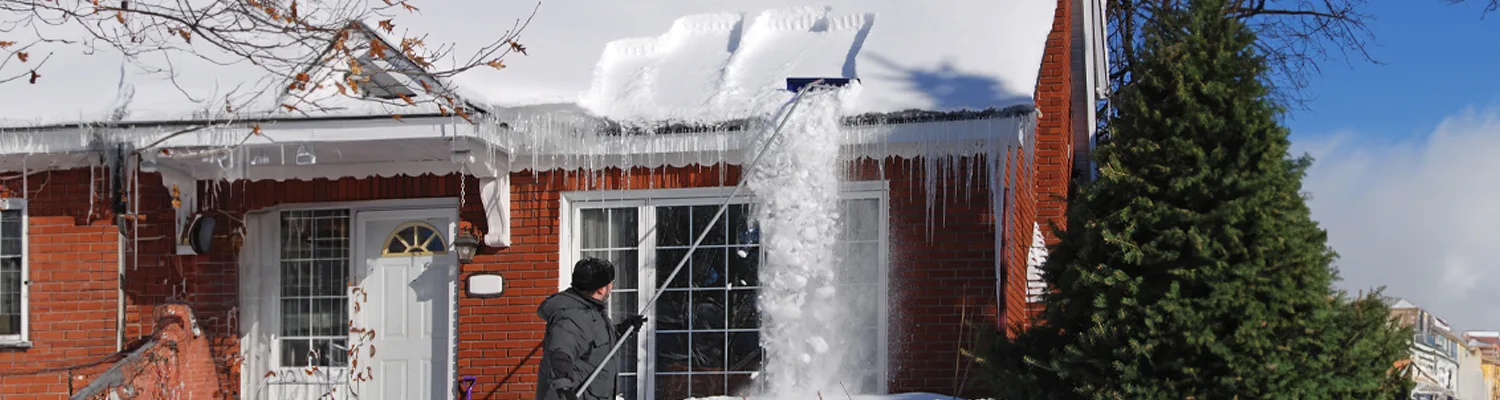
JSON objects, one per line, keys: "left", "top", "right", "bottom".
{"left": 988, "top": 1, "right": 1412, "bottom": 398}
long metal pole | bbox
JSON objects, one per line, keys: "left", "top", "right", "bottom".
{"left": 574, "top": 81, "right": 834, "bottom": 398}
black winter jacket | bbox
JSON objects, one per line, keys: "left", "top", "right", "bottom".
{"left": 536, "top": 289, "right": 620, "bottom": 400}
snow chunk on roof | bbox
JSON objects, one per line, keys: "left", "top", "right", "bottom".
{"left": 440, "top": 0, "right": 1056, "bottom": 118}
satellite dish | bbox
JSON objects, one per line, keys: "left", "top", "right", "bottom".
{"left": 187, "top": 215, "right": 215, "bottom": 255}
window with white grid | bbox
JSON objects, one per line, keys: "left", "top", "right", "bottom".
{"left": 565, "top": 185, "right": 888, "bottom": 400}
{"left": 278, "top": 209, "right": 352, "bottom": 368}
{"left": 0, "top": 200, "right": 25, "bottom": 344}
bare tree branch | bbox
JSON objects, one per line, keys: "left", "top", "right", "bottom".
{"left": 1446, "top": 0, "right": 1499, "bottom": 17}
{"left": 0, "top": 0, "right": 540, "bottom": 122}
{"left": 1105, "top": 0, "right": 1377, "bottom": 113}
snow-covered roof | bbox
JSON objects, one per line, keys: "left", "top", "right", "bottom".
{"left": 0, "top": 0, "right": 1056, "bottom": 127}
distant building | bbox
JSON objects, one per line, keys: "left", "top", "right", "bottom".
{"left": 1464, "top": 331, "right": 1500, "bottom": 400}
{"left": 1391, "top": 299, "right": 1474, "bottom": 399}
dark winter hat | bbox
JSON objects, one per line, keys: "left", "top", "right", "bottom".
{"left": 571, "top": 257, "right": 616, "bottom": 292}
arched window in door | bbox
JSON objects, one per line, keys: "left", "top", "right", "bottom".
{"left": 383, "top": 222, "right": 447, "bottom": 256}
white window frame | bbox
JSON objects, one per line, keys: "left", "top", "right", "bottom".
{"left": 0, "top": 198, "right": 28, "bottom": 347}
{"left": 559, "top": 182, "right": 891, "bottom": 398}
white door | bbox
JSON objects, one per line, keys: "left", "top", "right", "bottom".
{"left": 353, "top": 209, "right": 456, "bottom": 400}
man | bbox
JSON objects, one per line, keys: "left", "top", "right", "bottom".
{"left": 537, "top": 257, "right": 647, "bottom": 400}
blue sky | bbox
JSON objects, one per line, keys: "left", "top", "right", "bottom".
{"left": 1285, "top": 1, "right": 1500, "bottom": 331}
{"left": 1285, "top": 1, "right": 1500, "bottom": 142}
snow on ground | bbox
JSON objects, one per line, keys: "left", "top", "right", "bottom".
{"left": 0, "top": 0, "right": 1055, "bottom": 126}
{"left": 687, "top": 393, "right": 973, "bottom": 400}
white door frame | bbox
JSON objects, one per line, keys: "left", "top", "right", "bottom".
{"left": 240, "top": 197, "right": 460, "bottom": 400}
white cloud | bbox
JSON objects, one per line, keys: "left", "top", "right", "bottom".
{"left": 1295, "top": 106, "right": 1500, "bottom": 332}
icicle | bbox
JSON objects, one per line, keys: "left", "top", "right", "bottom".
{"left": 87, "top": 162, "right": 96, "bottom": 224}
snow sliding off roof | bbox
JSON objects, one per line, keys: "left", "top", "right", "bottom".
{"left": 448, "top": 0, "right": 1057, "bottom": 119}
{"left": 0, "top": 0, "right": 1056, "bottom": 126}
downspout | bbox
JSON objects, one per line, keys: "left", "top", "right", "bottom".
{"left": 116, "top": 219, "right": 125, "bottom": 352}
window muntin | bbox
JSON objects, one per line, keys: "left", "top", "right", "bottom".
{"left": 0, "top": 207, "right": 23, "bottom": 340}
{"left": 279, "top": 209, "right": 351, "bottom": 368}
{"left": 382, "top": 221, "right": 447, "bottom": 256}
{"left": 652, "top": 204, "right": 759, "bottom": 399}
{"left": 568, "top": 187, "right": 887, "bottom": 400}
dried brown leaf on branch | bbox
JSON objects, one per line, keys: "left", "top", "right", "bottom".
{"left": 0, "top": 0, "right": 541, "bottom": 114}
{"left": 368, "top": 39, "right": 388, "bottom": 58}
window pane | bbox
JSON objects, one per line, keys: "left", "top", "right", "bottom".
{"left": 0, "top": 238, "right": 18, "bottom": 256}
{"left": 655, "top": 374, "right": 689, "bottom": 400}
{"left": 580, "top": 209, "right": 609, "bottom": 249}
{"left": 727, "top": 290, "right": 758, "bottom": 330}
{"left": 0, "top": 258, "right": 17, "bottom": 335}
{"left": 0, "top": 210, "right": 19, "bottom": 240}
{"left": 691, "top": 332, "right": 726, "bottom": 372}
{"left": 609, "top": 291, "right": 638, "bottom": 322}
{"left": 281, "top": 339, "right": 311, "bottom": 367}
{"left": 691, "top": 291, "right": 725, "bottom": 330}
{"left": 281, "top": 299, "right": 310, "bottom": 337}
{"left": 612, "top": 250, "right": 639, "bottom": 290}
{"left": 729, "top": 205, "right": 758, "bottom": 245}
{"left": 728, "top": 247, "right": 759, "bottom": 287}
{"left": 330, "top": 339, "right": 349, "bottom": 367}
{"left": 610, "top": 209, "right": 639, "bottom": 248}
{"left": 655, "top": 249, "right": 689, "bottom": 288}
{"left": 690, "top": 248, "right": 726, "bottom": 289}
{"left": 690, "top": 206, "right": 727, "bottom": 246}
{"left": 839, "top": 199, "right": 881, "bottom": 241}
{"left": 416, "top": 226, "right": 444, "bottom": 252}
{"left": 655, "top": 291, "right": 689, "bottom": 331}
{"left": 618, "top": 335, "right": 639, "bottom": 374}
{"left": 839, "top": 243, "right": 879, "bottom": 285}
{"left": 657, "top": 207, "right": 691, "bottom": 247}
{"left": 656, "top": 333, "right": 690, "bottom": 372}
{"left": 728, "top": 332, "right": 762, "bottom": 372}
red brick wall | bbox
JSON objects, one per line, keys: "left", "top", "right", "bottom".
{"left": 1027, "top": 0, "right": 1078, "bottom": 319}
{"left": 999, "top": 144, "right": 1039, "bottom": 333}
{"left": 0, "top": 152, "right": 1013, "bottom": 399}
{"left": 1035, "top": 0, "right": 1076, "bottom": 246}
{"left": 0, "top": 168, "right": 127, "bottom": 399}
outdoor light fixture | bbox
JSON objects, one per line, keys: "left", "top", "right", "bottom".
{"left": 138, "top": 156, "right": 158, "bottom": 173}
{"left": 295, "top": 144, "right": 317, "bottom": 165}
{"left": 452, "top": 230, "right": 480, "bottom": 264}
